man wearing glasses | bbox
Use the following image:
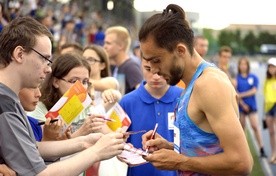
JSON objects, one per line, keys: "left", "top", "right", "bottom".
{"left": 0, "top": 16, "right": 125, "bottom": 175}
{"left": 30, "top": 47, "right": 53, "bottom": 66}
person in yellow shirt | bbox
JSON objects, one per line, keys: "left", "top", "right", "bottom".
{"left": 264, "top": 58, "right": 276, "bottom": 163}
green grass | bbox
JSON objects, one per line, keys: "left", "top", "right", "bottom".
{"left": 246, "top": 131, "right": 265, "bottom": 176}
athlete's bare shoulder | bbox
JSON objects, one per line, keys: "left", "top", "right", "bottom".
{"left": 198, "top": 67, "right": 234, "bottom": 89}
{"left": 193, "top": 67, "right": 237, "bottom": 104}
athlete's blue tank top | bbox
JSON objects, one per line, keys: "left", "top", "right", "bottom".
{"left": 174, "top": 61, "right": 223, "bottom": 176}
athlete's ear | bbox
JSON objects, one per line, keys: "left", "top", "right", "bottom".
{"left": 176, "top": 43, "right": 186, "bottom": 56}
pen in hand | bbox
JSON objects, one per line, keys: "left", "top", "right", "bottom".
{"left": 145, "top": 123, "right": 159, "bottom": 153}
{"left": 123, "top": 130, "right": 146, "bottom": 138}
{"left": 87, "top": 113, "right": 116, "bottom": 122}
{"left": 101, "top": 117, "right": 116, "bottom": 122}
{"left": 125, "top": 130, "right": 146, "bottom": 135}
{"left": 37, "top": 119, "right": 59, "bottom": 126}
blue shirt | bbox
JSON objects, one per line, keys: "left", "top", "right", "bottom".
{"left": 27, "top": 116, "right": 43, "bottom": 141}
{"left": 236, "top": 73, "right": 258, "bottom": 111}
{"left": 120, "top": 81, "right": 183, "bottom": 176}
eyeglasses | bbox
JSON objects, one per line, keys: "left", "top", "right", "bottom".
{"left": 60, "top": 78, "right": 92, "bottom": 87}
{"left": 86, "top": 57, "right": 102, "bottom": 65}
{"left": 30, "top": 48, "right": 52, "bottom": 66}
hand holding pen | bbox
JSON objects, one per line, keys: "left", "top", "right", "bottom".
{"left": 87, "top": 113, "right": 116, "bottom": 122}
{"left": 41, "top": 118, "right": 71, "bottom": 141}
{"left": 122, "top": 130, "right": 147, "bottom": 139}
{"left": 37, "top": 118, "right": 59, "bottom": 126}
{"left": 142, "top": 123, "right": 174, "bottom": 153}
{"left": 142, "top": 123, "right": 158, "bottom": 152}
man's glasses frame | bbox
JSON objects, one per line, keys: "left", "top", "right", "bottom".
{"left": 30, "top": 48, "right": 52, "bottom": 66}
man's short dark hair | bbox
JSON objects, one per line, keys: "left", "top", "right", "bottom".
{"left": 0, "top": 16, "right": 53, "bottom": 67}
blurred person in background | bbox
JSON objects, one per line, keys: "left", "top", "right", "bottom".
{"left": 83, "top": 44, "right": 119, "bottom": 93}
{"left": 83, "top": 44, "right": 121, "bottom": 110}
{"left": 58, "top": 19, "right": 76, "bottom": 51}
{"left": 0, "top": 2, "right": 10, "bottom": 32}
{"left": 176, "top": 34, "right": 209, "bottom": 89}
{"left": 7, "top": 0, "right": 20, "bottom": 20}
{"left": 86, "top": 23, "right": 98, "bottom": 44}
{"left": 216, "top": 46, "right": 236, "bottom": 84}
{"left": 194, "top": 35, "right": 209, "bottom": 58}
{"left": 133, "top": 42, "right": 141, "bottom": 60}
{"left": 35, "top": 9, "right": 55, "bottom": 35}
{"left": 94, "top": 26, "right": 105, "bottom": 46}
{"left": 264, "top": 58, "right": 276, "bottom": 163}
{"left": 59, "top": 42, "right": 83, "bottom": 55}
{"left": 35, "top": 9, "right": 58, "bottom": 52}
{"left": 104, "top": 26, "right": 143, "bottom": 95}
{"left": 131, "top": 41, "right": 142, "bottom": 65}
{"left": 235, "top": 57, "right": 266, "bottom": 158}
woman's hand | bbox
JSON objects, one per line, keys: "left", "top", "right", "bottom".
{"left": 102, "top": 89, "right": 122, "bottom": 104}
{"left": 72, "top": 114, "right": 106, "bottom": 137}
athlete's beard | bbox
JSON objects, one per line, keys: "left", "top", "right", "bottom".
{"left": 168, "top": 56, "right": 184, "bottom": 86}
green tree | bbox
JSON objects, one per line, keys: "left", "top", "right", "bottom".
{"left": 257, "top": 31, "right": 276, "bottom": 45}
{"left": 202, "top": 28, "right": 217, "bottom": 56}
{"left": 243, "top": 31, "right": 258, "bottom": 55}
{"left": 218, "top": 30, "right": 243, "bottom": 54}
{"left": 232, "top": 29, "right": 246, "bottom": 54}
{"left": 218, "top": 30, "right": 233, "bottom": 47}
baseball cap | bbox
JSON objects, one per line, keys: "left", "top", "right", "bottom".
{"left": 268, "top": 58, "right": 276, "bottom": 66}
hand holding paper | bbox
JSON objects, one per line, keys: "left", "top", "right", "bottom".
{"left": 123, "top": 143, "right": 148, "bottom": 156}
{"left": 118, "top": 143, "right": 148, "bottom": 167}
{"left": 105, "top": 103, "right": 131, "bottom": 132}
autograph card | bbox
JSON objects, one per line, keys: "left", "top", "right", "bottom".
{"left": 118, "top": 144, "right": 148, "bottom": 167}
{"left": 45, "top": 80, "right": 92, "bottom": 125}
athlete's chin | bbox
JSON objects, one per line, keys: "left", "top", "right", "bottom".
{"left": 167, "top": 78, "right": 180, "bottom": 86}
